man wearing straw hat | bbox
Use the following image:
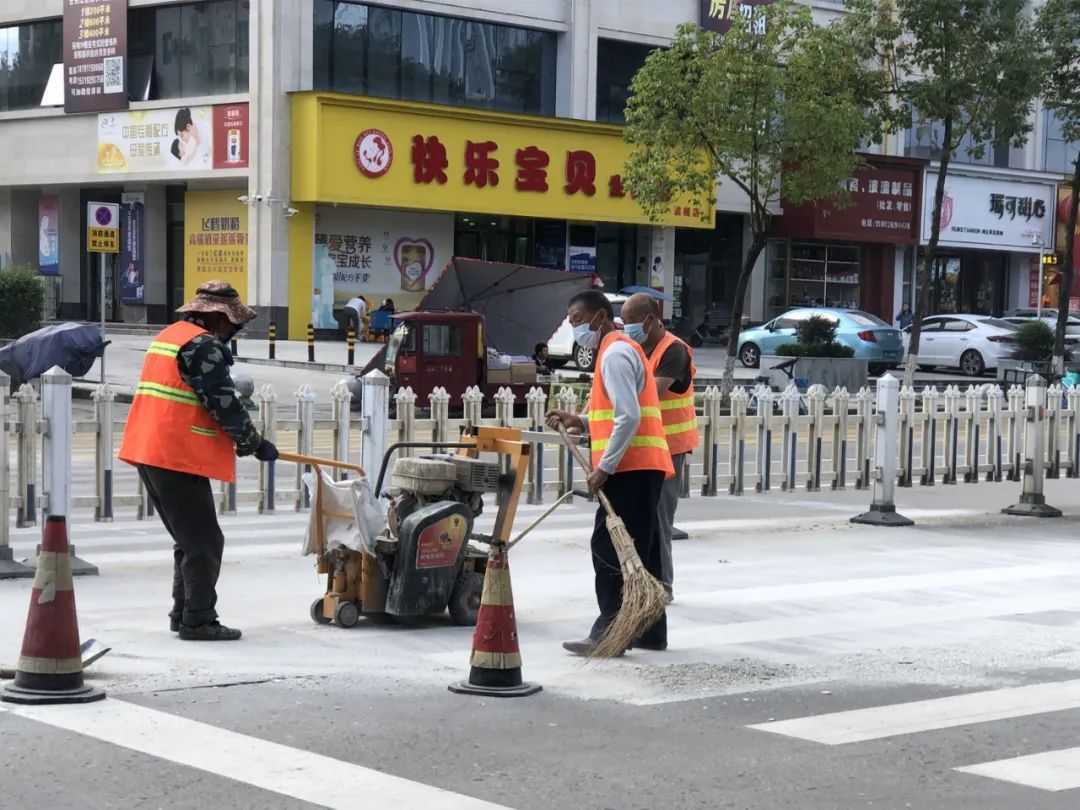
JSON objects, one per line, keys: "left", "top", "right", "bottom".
{"left": 547, "top": 289, "right": 674, "bottom": 656}
{"left": 119, "top": 281, "right": 278, "bottom": 641}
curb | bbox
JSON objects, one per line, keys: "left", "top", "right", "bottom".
{"left": 235, "top": 355, "right": 359, "bottom": 375}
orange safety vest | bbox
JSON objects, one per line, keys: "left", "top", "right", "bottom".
{"left": 118, "top": 321, "right": 237, "bottom": 483}
{"left": 588, "top": 331, "right": 675, "bottom": 477}
{"left": 647, "top": 331, "right": 700, "bottom": 456}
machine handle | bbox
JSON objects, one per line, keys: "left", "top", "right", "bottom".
{"left": 277, "top": 451, "right": 366, "bottom": 475}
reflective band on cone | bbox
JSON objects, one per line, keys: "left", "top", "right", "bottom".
{"left": 2, "top": 516, "right": 105, "bottom": 705}
{"left": 449, "top": 544, "right": 540, "bottom": 698}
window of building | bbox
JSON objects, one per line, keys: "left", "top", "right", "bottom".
{"left": 905, "top": 114, "right": 1012, "bottom": 168}
{"left": 595, "top": 38, "right": 657, "bottom": 124}
{"left": 1044, "top": 111, "right": 1080, "bottom": 174}
{"left": 0, "top": 19, "right": 62, "bottom": 112}
{"left": 128, "top": 0, "right": 250, "bottom": 101}
{"left": 314, "top": 1, "right": 556, "bottom": 116}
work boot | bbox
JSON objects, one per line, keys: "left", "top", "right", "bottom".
{"left": 170, "top": 617, "right": 180, "bottom": 633}
{"left": 561, "top": 638, "right": 624, "bottom": 657}
{"left": 178, "top": 622, "right": 242, "bottom": 641}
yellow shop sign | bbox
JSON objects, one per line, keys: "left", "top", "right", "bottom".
{"left": 291, "top": 93, "right": 711, "bottom": 230}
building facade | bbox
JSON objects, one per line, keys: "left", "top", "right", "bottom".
{"left": 0, "top": 0, "right": 1076, "bottom": 338}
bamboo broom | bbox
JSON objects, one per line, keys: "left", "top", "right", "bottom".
{"left": 557, "top": 425, "right": 667, "bottom": 658}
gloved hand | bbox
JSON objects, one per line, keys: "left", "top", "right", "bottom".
{"left": 254, "top": 439, "right": 279, "bottom": 462}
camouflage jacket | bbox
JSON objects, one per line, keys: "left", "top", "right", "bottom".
{"left": 177, "top": 334, "right": 261, "bottom": 456}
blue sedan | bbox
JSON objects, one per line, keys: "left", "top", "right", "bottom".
{"left": 737, "top": 308, "right": 905, "bottom": 373}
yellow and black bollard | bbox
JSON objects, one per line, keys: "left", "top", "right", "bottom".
{"left": 307, "top": 323, "right": 315, "bottom": 362}
{"left": 346, "top": 327, "right": 356, "bottom": 366}
{"left": 268, "top": 322, "right": 277, "bottom": 359}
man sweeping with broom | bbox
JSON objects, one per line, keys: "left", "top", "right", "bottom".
{"left": 547, "top": 290, "right": 673, "bottom": 656}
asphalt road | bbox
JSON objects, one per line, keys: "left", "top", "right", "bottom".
{"left": 4, "top": 480, "right": 1080, "bottom": 809}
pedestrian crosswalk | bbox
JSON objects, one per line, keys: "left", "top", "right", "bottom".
{"left": 749, "top": 680, "right": 1080, "bottom": 793}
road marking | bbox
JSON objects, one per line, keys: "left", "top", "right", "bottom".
{"left": 1, "top": 699, "right": 516, "bottom": 810}
{"left": 956, "top": 746, "right": 1080, "bottom": 791}
{"left": 749, "top": 679, "right": 1080, "bottom": 745}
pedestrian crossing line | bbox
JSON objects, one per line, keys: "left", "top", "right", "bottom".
{"left": 749, "top": 679, "right": 1080, "bottom": 745}
{"left": 955, "top": 746, "right": 1080, "bottom": 792}
{"left": 1, "top": 699, "right": 516, "bottom": 810}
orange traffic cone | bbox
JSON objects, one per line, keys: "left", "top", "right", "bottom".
{"left": 2, "top": 517, "right": 105, "bottom": 705}
{"left": 449, "top": 543, "right": 541, "bottom": 698}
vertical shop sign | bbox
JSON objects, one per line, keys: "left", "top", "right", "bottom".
{"left": 213, "top": 103, "right": 250, "bottom": 169}
{"left": 38, "top": 195, "right": 60, "bottom": 276}
{"left": 183, "top": 191, "right": 249, "bottom": 302}
{"left": 700, "top": 0, "right": 773, "bottom": 34}
{"left": 119, "top": 192, "right": 144, "bottom": 303}
{"left": 64, "top": 0, "right": 128, "bottom": 114}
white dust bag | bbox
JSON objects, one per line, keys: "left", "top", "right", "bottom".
{"left": 301, "top": 467, "right": 384, "bottom": 557}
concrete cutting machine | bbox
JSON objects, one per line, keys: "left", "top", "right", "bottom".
{"left": 282, "top": 426, "right": 530, "bottom": 629}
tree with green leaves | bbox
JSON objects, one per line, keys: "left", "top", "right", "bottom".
{"left": 846, "top": 0, "right": 1042, "bottom": 385}
{"left": 1037, "top": 0, "right": 1080, "bottom": 374}
{"left": 621, "top": 0, "right": 884, "bottom": 392}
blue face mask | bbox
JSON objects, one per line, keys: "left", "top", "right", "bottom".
{"left": 573, "top": 321, "right": 600, "bottom": 350}
{"left": 624, "top": 322, "right": 648, "bottom": 344}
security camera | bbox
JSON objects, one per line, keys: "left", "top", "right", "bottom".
{"left": 285, "top": 207, "right": 299, "bottom": 218}
{"left": 253, "top": 194, "right": 265, "bottom": 202}
{"left": 237, "top": 194, "right": 250, "bottom": 204}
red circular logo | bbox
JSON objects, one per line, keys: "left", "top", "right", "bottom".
{"left": 353, "top": 129, "right": 393, "bottom": 178}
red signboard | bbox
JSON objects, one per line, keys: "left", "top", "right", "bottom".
{"left": 777, "top": 155, "right": 926, "bottom": 245}
{"left": 212, "top": 103, "right": 249, "bottom": 169}
{"left": 63, "top": 0, "right": 128, "bottom": 114}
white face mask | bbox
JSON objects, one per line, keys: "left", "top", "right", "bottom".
{"left": 572, "top": 320, "right": 600, "bottom": 350}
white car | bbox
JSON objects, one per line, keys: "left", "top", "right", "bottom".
{"left": 547, "top": 293, "right": 627, "bottom": 371}
{"left": 1003, "top": 312, "right": 1080, "bottom": 336}
{"left": 902, "top": 314, "right": 1019, "bottom": 376}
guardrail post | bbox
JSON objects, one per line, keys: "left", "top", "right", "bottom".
{"left": 394, "top": 386, "right": 417, "bottom": 457}
{"left": 0, "top": 371, "right": 33, "bottom": 578}
{"left": 257, "top": 384, "right": 277, "bottom": 513}
{"left": 556, "top": 386, "right": 577, "bottom": 500}
{"left": 331, "top": 378, "right": 353, "bottom": 481}
{"left": 941, "top": 386, "right": 960, "bottom": 485}
{"left": 15, "top": 383, "right": 37, "bottom": 528}
{"left": 963, "top": 385, "right": 981, "bottom": 483}
{"left": 1003, "top": 375, "right": 1061, "bottom": 517}
{"left": 295, "top": 383, "right": 316, "bottom": 511}
{"left": 986, "top": 385, "right": 1004, "bottom": 482}
{"left": 830, "top": 386, "right": 850, "bottom": 490}
{"left": 526, "top": 387, "right": 546, "bottom": 505}
{"left": 897, "top": 385, "right": 915, "bottom": 487}
{"left": 361, "top": 370, "right": 390, "bottom": 495}
{"left": 429, "top": 387, "right": 450, "bottom": 445}
{"left": 780, "top": 383, "right": 800, "bottom": 492}
{"left": 463, "top": 386, "right": 484, "bottom": 432}
{"left": 39, "top": 367, "right": 99, "bottom": 574}
{"left": 854, "top": 386, "right": 874, "bottom": 490}
{"left": 1067, "top": 386, "right": 1080, "bottom": 479}
{"left": 1046, "top": 383, "right": 1063, "bottom": 479}
{"left": 852, "top": 373, "right": 912, "bottom": 527}
{"left": 92, "top": 383, "right": 115, "bottom": 521}
{"left": 1006, "top": 384, "right": 1025, "bottom": 481}
{"left": 728, "top": 387, "right": 749, "bottom": 495}
{"left": 702, "top": 386, "right": 722, "bottom": 496}
{"left": 919, "top": 387, "right": 940, "bottom": 485}
{"left": 753, "top": 385, "right": 773, "bottom": 494}
{"left": 805, "top": 385, "right": 826, "bottom": 493}
{"left": 493, "top": 387, "right": 515, "bottom": 505}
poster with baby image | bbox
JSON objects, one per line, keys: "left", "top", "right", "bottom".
{"left": 97, "top": 106, "right": 213, "bottom": 174}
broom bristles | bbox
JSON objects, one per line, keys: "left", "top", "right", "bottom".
{"left": 589, "top": 515, "right": 667, "bottom": 658}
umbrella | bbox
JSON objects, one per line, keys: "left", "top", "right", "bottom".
{"left": 420, "top": 258, "right": 596, "bottom": 357}
{"left": 0, "top": 323, "right": 107, "bottom": 390}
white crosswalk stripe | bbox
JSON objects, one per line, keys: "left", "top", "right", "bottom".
{"left": 956, "top": 747, "right": 1080, "bottom": 792}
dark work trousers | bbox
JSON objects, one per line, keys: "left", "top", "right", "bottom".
{"left": 657, "top": 453, "right": 687, "bottom": 588}
{"left": 137, "top": 464, "right": 225, "bottom": 627}
{"left": 588, "top": 469, "right": 667, "bottom": 647}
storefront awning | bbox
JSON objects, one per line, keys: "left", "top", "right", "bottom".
{"left": 291, "top": 92, "right": 712, "bottom": 230}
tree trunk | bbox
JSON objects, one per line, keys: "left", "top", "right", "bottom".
{"left": 721, "top": 232, "right": 768, "bottom": 397}
{"left": 1052, "top": 154, "right": 1080, "bottom": 376}
{"left": 904, "top": 117, "right": 953, "bottom": 388}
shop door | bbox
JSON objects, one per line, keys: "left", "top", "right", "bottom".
{"left": 87, "top": 253, "right": 118, "bottom": 323}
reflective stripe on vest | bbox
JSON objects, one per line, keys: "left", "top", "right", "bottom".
{"left": 587, "top": 331, "right": 675, "bottom": 477}
{"left": 118, "top": 321, "right": 237, "bottom": 483}
{"left": 647, "top": 331, "right": 700, "bottom": 456}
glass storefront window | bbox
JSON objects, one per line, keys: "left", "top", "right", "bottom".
{"left": 1044, "top": 111, "right": 1080, "bottom": 174}
{"left": 0, "top": 19, "right": 62, "bottom": 112}
{"left": 128, "top": 0, "right": 250, "bottom": 101}
{"left": 454, "top": 214, "right": 565, "bottom": 266}
{"left": 787, "top": 242, "right": 862, "bottom": 311}
{"left": 906, "top": 113, "right": 1011, "bottom": 168}
{"left": 314, "top": 1, "right": 557, "bottom": 117}
{"left": 595, "top": 38, "right": 657, "bottom": 124}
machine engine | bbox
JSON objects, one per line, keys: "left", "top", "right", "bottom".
{"left": 385, "top": 455, "right": 500, "bottom": 539}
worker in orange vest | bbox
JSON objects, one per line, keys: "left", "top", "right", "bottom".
{"left": 547, "top": 290, "right": 674, "bottom": 656}
{"left": 621, "top": 293, "right": 699, "bottom": 599}
{"left": 119, "top": 281, "right": 278, "bottom": 641}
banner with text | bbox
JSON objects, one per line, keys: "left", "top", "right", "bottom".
{"left": 64, "top": 0, "right": 128, "bottom": 114}
{"left": 183, "top": 191, "right": 248, "bottom": 303}
{"left": 119, "top": 195, "right": 144, "bottom": 303}
{"left": 38, "top": 195, "right": 60, "bottom": 276}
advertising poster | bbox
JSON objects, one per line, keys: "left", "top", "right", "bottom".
{"left": 213, "top": 103, "right": 249, "bottom": 169}
{"left": 183, "top": 191, "right": 248, "bottom": 302}
{"left": 97, "top": 106, "right": 213, "bottom": 174}
{"left": 312, "top": 206, "right": 453, "bottom": 326}
{"left": 63, "top": 0, "right": 128, "bottom": 114}
{"left": 568, "top": 245, "right": 597, "bottom": 273}
{"left": 38, "top": 195, "right": 60, "bottom": 276}
{"left": 119, "top": 192, "right": 144, "bottom": 303}
{"left": 921, "top": 173, "right": 1056, "bottom": 252}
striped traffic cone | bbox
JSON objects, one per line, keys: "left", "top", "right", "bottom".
{"left": 2, "top": 517, "right": 105, "bottom": 705}
{"left": 449, "top": 543, "right": 541, "bottom": 698}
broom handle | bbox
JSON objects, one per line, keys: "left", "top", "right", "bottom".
{"left": 556, "top": 423, "right": 617, "bottom": 517}
{"left": 277, "top": 451, "right": 366, "bottom": 476}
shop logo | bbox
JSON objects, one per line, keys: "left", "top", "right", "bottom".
{"left": 938, "top": 192, "right": 954, "bottom": 230}
{"left": 353, "top": 129, "right": 393, "bottom": 178}
{"left": 395, "top": 237, "right": 434, "bottom": 292}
